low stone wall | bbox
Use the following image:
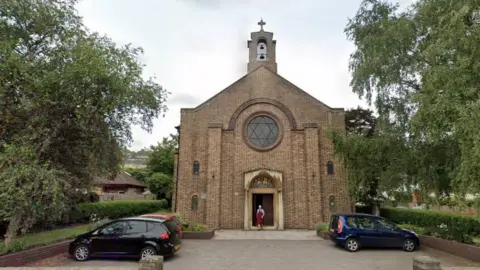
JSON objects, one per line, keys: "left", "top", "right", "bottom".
{"left": 414, "top": 256, "right": 480, "bottom": 270}
{"left": 0, "top": 241, "right": 70, "bottom": 267}
{"left": 182, "top": 230, "right": 215, "bottom": 239}
{"left": 420, "top": 235, "right": 480, "bottom": 262}
{"left": 0, "top": 255, "right": 164, "bottom": 270}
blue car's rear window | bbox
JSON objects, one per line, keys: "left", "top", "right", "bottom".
{"left": 345, "top": 216, "right": 358, "bottom": 228}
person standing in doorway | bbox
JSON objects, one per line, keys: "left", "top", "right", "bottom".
{"left": 256, "top": 205, "right": 265, "bottom": 231}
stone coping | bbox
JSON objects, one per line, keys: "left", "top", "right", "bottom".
{"left": 419, "top": 235, "right": 480, "bottom": 263}
{"left": 0, "top": 240, "right": 70, "bottom": 267}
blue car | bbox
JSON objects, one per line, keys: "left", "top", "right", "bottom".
{"left": 328, "top": 213, "right": 420, "bottom": 252}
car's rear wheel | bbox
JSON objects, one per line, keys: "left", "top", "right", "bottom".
{"left": 403, "top": 238, "right": 416, "bottom": 252}
{"left": 140, "top": 246, "right": 158, "bottom": 258}
{"left": 345, "top": 237, "right": 360, "bottom": 252}
{"left": 73, "top": 244, "right": 90, "bottom": 261}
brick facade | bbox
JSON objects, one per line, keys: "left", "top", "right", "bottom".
{"left": 172, "top": 25, "right": 350, "bottom": 230}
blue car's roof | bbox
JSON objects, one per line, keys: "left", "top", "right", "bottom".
{"left": 332, "top": 213, "right": 379, "bottom": 218}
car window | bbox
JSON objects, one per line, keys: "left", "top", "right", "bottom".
{"left": 163, "top": 220, "right": 178, "bottom": 233}
{"left": 125, "top": 221, "right": 147, "bottom": 234}
{"left": 346, "top": 216, "right": 358, "bottom": 228}
{"left": 329, "top": 215, "right": 339, "bottom": 229}
{"left": 376, "top": 218, "right": 397, "bottom": 230}
{"left": 101, "top": 221, "right": 128, "bottom": 235}
{"left": 147, "top": 221, "right": 167, "bottom": 233}
{"left": 356, "top": 216, "right": 375, "bottom": 230}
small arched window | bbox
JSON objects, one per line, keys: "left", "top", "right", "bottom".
{"left": 191, "top": 195, "right": 198, "bottom": 211}
{"left": 329, "top": 195, "right": 336, "bottom": 213}
{"left": 193, "top": 161, "right": 200, "bottom": 175}
{"left": 327, "top": 161, "right": 334, "bottom": 176}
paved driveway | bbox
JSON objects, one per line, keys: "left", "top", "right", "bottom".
{"left": 62, "top": 239, "right": 480, "bottom": 270}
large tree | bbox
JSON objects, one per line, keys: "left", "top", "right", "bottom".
{"left": 331, "top": 108, "right": 408, "bottom": 214}
{"left": 345, "top": 0, "right": 479, "bottom": 197}
{"left": 0, "top": 0, "right": 168, "bottom": 245}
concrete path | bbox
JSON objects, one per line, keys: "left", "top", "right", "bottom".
{"left": 213, "top": 229, "right": 318, "bottom": 240}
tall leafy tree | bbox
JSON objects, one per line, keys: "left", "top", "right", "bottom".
{"left": 345, "top": 106, "right": 376, "bottom": 137}
{"left": 0, "top": 0, "right": 168, "bottom": 245}
{"left": 345, "top": 0, "right": 479, "bottom": 197}
{"left": 145, "top": 134, "right": 178, "bottom": 204}
{"left": 331, "top": 108, "right": 407, "bottom": 214}
{"left": 147, "top": 134, "right": 178, "bottom": 175}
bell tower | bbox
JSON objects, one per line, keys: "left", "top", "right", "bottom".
{"left": 247, "top": 19, "right": 277, "bottom": 73}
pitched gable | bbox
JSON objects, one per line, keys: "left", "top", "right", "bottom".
{"left": 182, "top": 66, "right": 343, "bottom": 113}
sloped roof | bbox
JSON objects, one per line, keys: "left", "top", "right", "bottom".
{"left": 182, "top": 65, "right": 344, "bottom": 112}
{"left": 96, "top": 172, "right": 146, "bottom": 188}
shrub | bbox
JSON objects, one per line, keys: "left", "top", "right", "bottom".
{"left": 315, "top": 223, "right": 329, "bottom": 233}
{"left": 355, "top": 205, "right": 480, "bottom": 244}
{"left": 183, "top": 223, "right": 208, "bottom": 232}
{"left": 380, "top": 207, "right": 480, "bottom": 237}
{"left": 87, "top": 216, "right": 111, "bottom": 231}
{"left": 70, "top": 199, "right": 168, "bottom": 223}
{"left": 398, "top": 224, "right": 425, "bottom": 235}
{"left": 355, "top": 205, "right": 372, "bottom": 214}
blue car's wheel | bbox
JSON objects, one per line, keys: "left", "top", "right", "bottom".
{"left": 345, "top": 237, "right": 360, "bottom": 252}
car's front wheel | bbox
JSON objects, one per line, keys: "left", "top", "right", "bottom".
{"left": 140, "top": 246, "right": 158, "bottom": 258}
{"left": 403, "top": 238, "right": 417, "bottom": 252}
{"left": 344, "top": 237, "right": 360, "bottom": 252}
{"left": 73, "top": 244, "right": 90, "bottom": 261}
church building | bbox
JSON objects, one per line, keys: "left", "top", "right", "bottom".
{"left": 172, "top": 20, "right": 351, "bottom": 230}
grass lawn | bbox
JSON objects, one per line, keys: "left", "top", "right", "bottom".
{"left": 0, "top": 224, "right": 89, "bottom": 255}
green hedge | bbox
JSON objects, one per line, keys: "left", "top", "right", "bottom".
{"left": 355, "top": 205, "right": 480, "bottom": 243}
{"left": 70, "top": 199, "right": 169, "bottom": 223}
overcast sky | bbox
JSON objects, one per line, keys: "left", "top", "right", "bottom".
{"left": 76, "top": 0, "right": 413, "bottom": 151}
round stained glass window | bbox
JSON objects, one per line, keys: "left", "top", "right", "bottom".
{"left": 246, "top": 115, "right": 279, "bottom": 148}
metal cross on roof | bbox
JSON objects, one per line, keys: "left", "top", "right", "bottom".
{"left": 258, "top": 19, "right": 266, "bottom": 31}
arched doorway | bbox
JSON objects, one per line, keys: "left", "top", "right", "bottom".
{"left": 244, "top": 169, "right": 284, "bottom": 230}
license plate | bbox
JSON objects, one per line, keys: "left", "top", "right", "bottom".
{"left": 175, "top": 244, "right": 181, "bottom": 250}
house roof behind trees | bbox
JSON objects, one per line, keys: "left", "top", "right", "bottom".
{"left": 96, "top": 172, "right": 146, "bottom": 188}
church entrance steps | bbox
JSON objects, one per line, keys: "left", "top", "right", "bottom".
{"left": 212, "top": 229, "right": 319, "bottom": 240}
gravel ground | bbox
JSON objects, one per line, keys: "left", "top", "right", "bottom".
{"left": 28, "top": 239, "right": 480, "bottom": 270}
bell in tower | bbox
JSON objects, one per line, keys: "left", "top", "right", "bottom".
{"left": 247, "top": 19, "right": 278, "bottom": 73}
{"left": 256, "top": 39, "right": 268, "bottom": 61}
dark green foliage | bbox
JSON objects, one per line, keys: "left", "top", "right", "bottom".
{"left": 146, "top": 134, "right": 178, "bottom": 175}
{"left": 71, "top": 200, "right": 168, "bottom": 223}
{"left": 355, "top": 206, "right": 480, "bottom": 243}
{"left": 124, "top": 168, "right": 151, "bottom": 183}
{"left": 0, "top": 0, "right": 168, "bottom": 245}
{"left": 146, "top": 173, "right": 173, "bottom": 205}
{"left": 346, "top": 0, "right": 480, "bottom": 198}
{"left": 123, "top": 134, "right": 178, "bottom": 205}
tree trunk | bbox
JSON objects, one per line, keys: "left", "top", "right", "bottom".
{"left": 372, "top": 201, "right": 380, "bottom": 216}
{"left": 4, "top": 213, "right": 21, "bottom": 247}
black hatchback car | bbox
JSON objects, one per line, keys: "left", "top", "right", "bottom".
{"left": 68, "top": 217, "right": 182, "bottom": 261}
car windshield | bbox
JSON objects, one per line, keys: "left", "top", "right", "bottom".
{"left": 376, "top": 218, "right": 398, "bottom": 230}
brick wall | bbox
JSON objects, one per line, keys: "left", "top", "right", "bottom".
{"left": 0, "top": 241, "right": 69, "bottom": 267}
{"left": 176, "top": 66, "right": 350, "bottom": 229}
